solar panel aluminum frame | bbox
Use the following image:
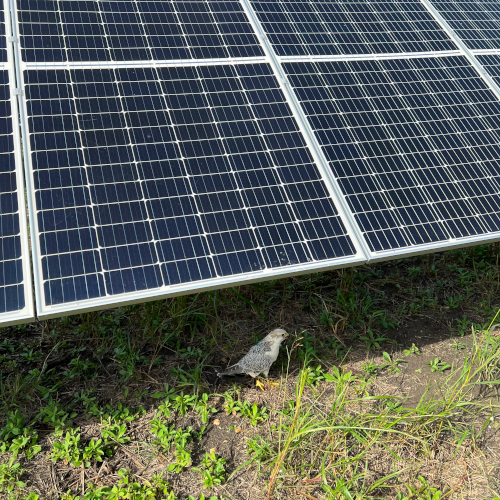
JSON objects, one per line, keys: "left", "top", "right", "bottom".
{"left": 0, "top": 0, "right": 34, "bottom": 326}
{"left": 10, "top": 10, "right": 366, "bottom": 320}
{"left": 240, "top": 0, "right": 500, "bottom": 266}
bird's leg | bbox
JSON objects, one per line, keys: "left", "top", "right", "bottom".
{"left": 255, "top": 378, "right": 266, "bottom": 391}
{"left": 255, "top": 376, "right": 278, "bottom": 391}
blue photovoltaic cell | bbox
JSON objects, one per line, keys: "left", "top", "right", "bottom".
{"left": 0, "top": 70, "right": 25, "bottom": 317}
{"left": 249, "top": 0, "right": 456, "bottom": 57}
{"left": 429, "top": 0, "right": 500, "bottom": 50}
{"left": 25, "top": 63, "right": 357, "bottom": 307}
{"left": 0, "top": 1, "right": 26, "bottom": 320}
{"left": 283, "top": 56, "right": 500, "bottom": 252}
{"left": 17, "top": 0, "right": 264, "bottom": 63}
{"left": 477, "top": 53, "right": 500, "bottom": 84}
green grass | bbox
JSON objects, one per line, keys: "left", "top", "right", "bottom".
{"left": 1, "top": 243, "right": 500, "bottom": 498}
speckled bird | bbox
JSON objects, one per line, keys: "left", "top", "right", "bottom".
{"left": 217, "top": 329, "right": 289, "bottom": 390}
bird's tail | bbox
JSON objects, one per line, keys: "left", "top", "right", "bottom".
{"left": 217, "top": 364, "right": 244, "bottom": 377}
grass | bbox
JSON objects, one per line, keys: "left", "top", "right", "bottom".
{"left": 1, "top": 243, "right": 500, "bottom": 498}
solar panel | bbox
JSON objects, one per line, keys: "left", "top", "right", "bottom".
{"left": 0, "top": 0, "right": 33, "bottom": 326}
{"left": 248, "top": 0, "right": 457, "bottom": 57}
{"left": 15, "top": 0, "right": 265, "bottom": 63}
{"left": 19, "top": 60, "right": 364, "bottom": 317}
{"left": 283, "top": 55, "right": 500, "bottom": 257}
{"left": 427, "top": 0, "right": 500, "bottom": 51}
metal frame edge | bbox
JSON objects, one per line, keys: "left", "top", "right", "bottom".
{"left": 0, "top": 0, "right": 34, "bottom": 327}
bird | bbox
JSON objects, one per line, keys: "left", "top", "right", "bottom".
{"left": 217, "top": 329, "right": 289, "bottom": 390}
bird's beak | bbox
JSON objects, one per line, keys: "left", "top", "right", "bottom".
{"left": 284, "top": 332, "right": 289, "bottom": 339}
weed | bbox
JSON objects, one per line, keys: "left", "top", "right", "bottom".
{"left": 445, "top": 294, "right": 463, "bottom": 309}
{"left": 456, "top": 314, "right": 473, "bottom": 337}
{"left": 397, "top": 476, "right": 444, "bottom": 499}
{"left": 101, "top": 423, "right": 130, "bottom": 451}
{"left": 38, "top": 400, "right": 76, "bottom": 433}
{"left": 236, "top": 401, "right": 269, "bottom": 425}
{"left": 303, "top": 365, "right": 327, "bottom": 387}
{"left": 167, "top": 427, "right": 193, "bottom": 472}
{"left": 61, "top": 469, "right": 175, "bottom": 500}
{"left": 150, "top": 418, "right": 175, "bottom": 452}
{"left": 50, "top": 428, "right": 84, "bottom": 467}
{"left": 371, "top": 310, "right": 396, "bottom": 329}
{"left": 67, "top": 357, "right": 96, "bottom": 380}
{"left": 0, "top": 459, "right": 25, "bottom": 495}
{"left": 222, "top": 391, "right": 238, "bottom": 415}
{"left": 194, "top": 449, "right": 226, "bottom": 489}
{"left": 20, "top": 348, "right": 41, "bottom": 363}
{"left": 195, "top": 393, "right": 217, "bottom": 424}
{"left": 8, "top": 428, "right": 41, "bottom": 460}
{"left": 0, "top": 410, "right": 26, "bottom": 443}
{"left": 380, "top": 351, "right": 405, "bottom": 373}
{"left": 173, "top": 392, "right": 197, "bottom": 417}
{"left": 83, "top": 438, "right": 105, "bottom": 464}
{"left": 362, "top": 360, "right": 379, "bottom": 379}
{"left": 407, "top": 266, "right": 421, "bottom": 278}
{"left": 404, "top": 343, "right": 420, "bottom": 356}
{"left": 427, "top": 358, "right": 452, "bottom": 373}
{"left": 359, "top": 329, "right": 390, "bottom": 350}
{"left": 452, "top": 339, "right": 468, "bottom": 351}
{"left": 151, "top": 383, "right": 177, "bottom": 401}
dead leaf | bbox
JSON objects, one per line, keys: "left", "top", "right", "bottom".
{"left": 235, "top": 426, "right": 242, "bottom": 434}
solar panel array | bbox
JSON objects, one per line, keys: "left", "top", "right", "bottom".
{"left": 0, "top": 0, "right": 33, "bottom": 326}
{"left": 6, "top": 0, "right": 500, "bottom": 323}
{"left": 13, "top": 0, "right": 369, "bottom": 318}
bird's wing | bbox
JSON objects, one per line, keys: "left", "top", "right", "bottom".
{"left": 238, "top": 342, "right": 274, "bottom": 375}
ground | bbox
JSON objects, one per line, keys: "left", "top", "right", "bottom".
{"left": 1, "top": 243, "right": 500, "bottom": 499}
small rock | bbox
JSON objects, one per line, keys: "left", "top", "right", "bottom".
{"left": 213, "top": 419, "right": 220, "bottom": 426}
{"left": 235, "top": 426, "right": 242, "bottom": 434}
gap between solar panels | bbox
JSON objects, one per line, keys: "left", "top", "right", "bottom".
{"left": 7, "top": 0, "right": 500, "bottom": 324}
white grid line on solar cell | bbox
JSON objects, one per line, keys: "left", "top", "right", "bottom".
{"left": 427, "top": 0, "right": 500, "bottom": 51}
{"left": 0, "top": 0, "right": 33, "bottom": 326}
{"left": 248, "top": 0, "right": 457, "bottom": 57}
{"left": 282, "top": 55, "right": 500, "bottom": 260}
{"left": 14, "top": 0, "right": 265, "bottom": 64}
{"left": 16, "top": 57, "right": 365, "bottom": 319}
